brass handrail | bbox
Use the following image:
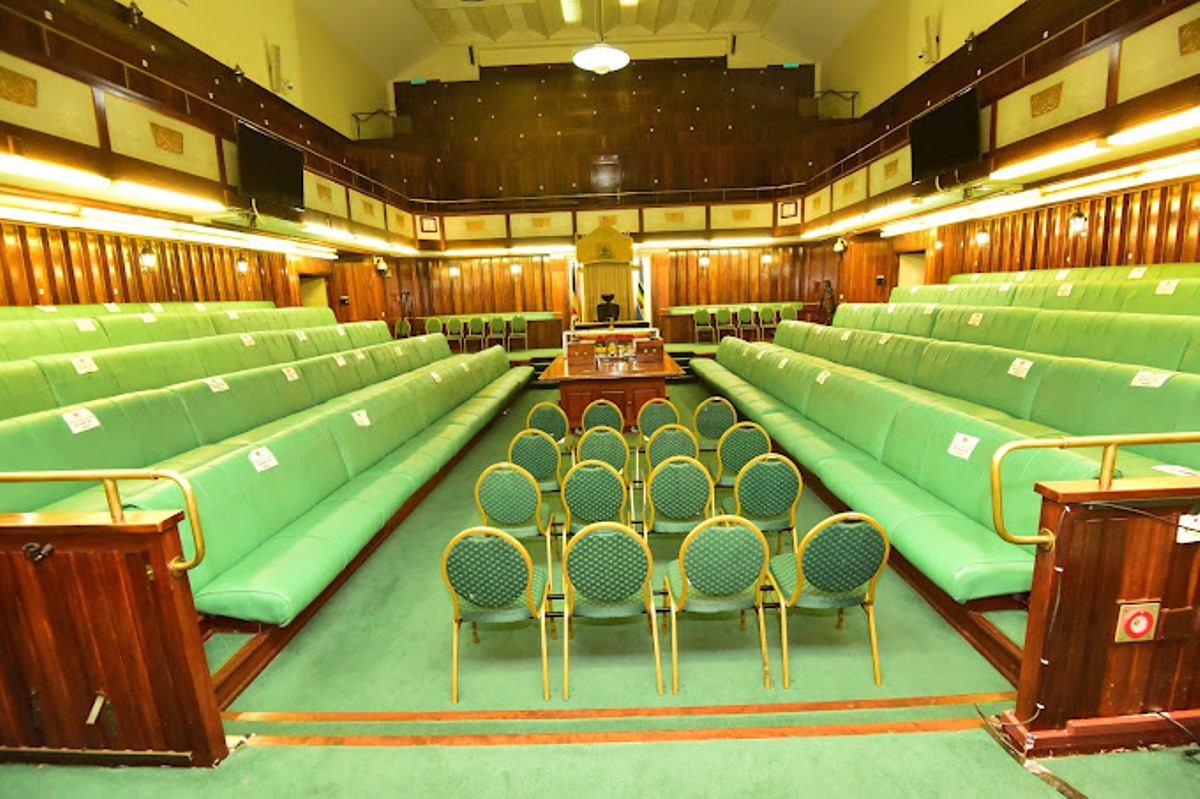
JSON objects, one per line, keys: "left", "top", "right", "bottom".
{"left": 990, "top": 431, "right": 1200, "bottom": 551}
{"left": 0, "top": 469, "right": 204, "bottom": 576}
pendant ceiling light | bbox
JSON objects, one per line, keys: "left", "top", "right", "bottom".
{"left": 573, "top": 1, "right": 629, "bottom": 75}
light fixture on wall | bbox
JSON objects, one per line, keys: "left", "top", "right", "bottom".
{"left": 509, "top": 262, "right": 522, "bottom": 275}
{"left": 760, "top": 253, "right": 773, "bottom": 265}
{"left": 975, "top": 227, "right": 991, "bottom": 246}
{"left": 138, "top": 245, "right": 157, "bottom": 271}
{"left": 698, "top": 253, "right": 711, "bottom": 267}
{"left": 236, "top": 253, "right": 251, "bottom": 274}
{"left": 448, "top": 265, "right": 461, "bottom": 278}
{"left": 572, "top": 0, "right": 630, "bottom": 75}
{"left": 1068, "top": 207, "right": 1088, "bottom": 237}
{"left": 832, "top": 237, "right": 848, "bottom": 255}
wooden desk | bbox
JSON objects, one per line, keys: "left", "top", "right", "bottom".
{"left": 538, "top": 354, "right": 685, "bottom": 429}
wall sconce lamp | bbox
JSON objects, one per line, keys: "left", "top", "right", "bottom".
{"left": 832, "top": 237, "right": 848, "bottom": 255}
{"left": 138, "top": 245, "right": 158, "bottom": 272}
{"left": 698, "top": 253, "right": 711, "bottom": 267}
{"left": 760, "top": 253, "right": 773, "bottom": 265}
{"left": 448, "top": 265, "right": 461, "bottom": 278}
{"left": 975, "top": 227, "right": 991, "bottom": 246}
{"left": 1068, "top": 207, "right": 1088, "bottom": 237}
{"left": 509, "top": 262, "right": 522, "bottom": 275}
{"left": 235, "top": 253, "right": 251, "bottom": 274}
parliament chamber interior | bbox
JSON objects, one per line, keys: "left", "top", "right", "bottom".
{"left": 3, "top": 0, "right": 1200, "bottom": 795}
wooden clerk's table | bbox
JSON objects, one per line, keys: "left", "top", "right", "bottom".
{"left": 538, "top": 353, "right": 685, "bottom": 429}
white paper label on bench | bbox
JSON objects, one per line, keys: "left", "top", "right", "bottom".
{"left": 816, "top": 370, "right": 831, "bottom": 385}
{"left": 970, "top": 273, "right": 981, "bottom": 282}
{"left": 462, "top": 361, "right": 471, "bottom": 372}
{"left": 352, "top": 409, "right": 371, "bottom": 428}
{"left": 1154, "top": 464, "right": 1200, "bottom": 477}
{"left": 878, "top": 333, "right": 893, "bottom": 344}
{"left": 294, "top": 330, "right": 309, "bottom": 342}
{"left": 240, "top": 334, "right": 256, "bottom": 347}
{"left": 756, "top": 350, "right": 765, "bottom": 361}
{"left": 1131, "top": 369, "right": 1171, "bottom": 388}
{"left": 71, "top": 355, "right": 99, "bottom": 375}
{"left": 333, "top": 354, "right": 347, "bottom": 367}
{"left": 1057, "top": 283, "right": 1074, "bottom": 297}
{"left": 886, "top": 305, "right": 897, "bottom": 314}
{"left": 968, "top": 313, "right": 984, "bottom": 327}
{"left": 1128, "top": 267, "right": 1147, "bottom": 279}
{"left": 336, "top": 326, "right": 347, "bottom": 337}
{"left": 193, "top": 302, "right": 207, "bottom": 311}
{"left": 1015, "top": 272, "right": 1027, "bottom": 281}
{"left": 923, "top": 304, "right": 936, "bottom": 314}
{"left": 74, "top": 318, "right": 97, "bottom": 332}
{"left": 1055, "top": 269, "right": 1070, "bottom": 280}
{"left": 103, "top": 303, "right": 121, "bottom": 313}
{"left": 946, "top": 284, "right": 957, "bottom": 292}
{"left": 63, "top": 408, "right": 100, "bottom": 434}
{"left": 354, "top": 350, "right": 367, "bottom": 361}
{"left": 1007, "top": 358, "right": 1034, "bottom": 379}
{"left": 947, "top": 433, "right": 980, "bottom": 460}
{"left": 841, "top": 330, "right": 852, "bottom": 341}
{"left": 998, "top": 282, "right": 1013, "bottom": 293}
{"left": 140, "top": 312, "right": 157, "bottom": 324}
{"left": 226, "top": 310, "right": 240, "bottom": 319}
{"left": 281, "top": 367, "right": 299, "bottom": 382}
{"left": 1156, "top": 279, "right": 1179, "bottom": 295}
{"left": 393, "top": 346, "right": 404, "bottom": 357}
{"left": 148, "top": 302, "right": 164, "bottom": 313}
{"left": 204, "top": 376, "right": 230, "bottom": 393}
{"left": 778, "top": 358, "right": 789, "bottom": 369}
{"left": 910, "top": 286, "right": 919, "bottom": 294}
{"left": 431, "top": 371, "right": 443, "bottom": 383}
{"left": 35, "top": 304, "right": 58, "bottom": 313}
{"left": 249, "top": 447, "right": 279, "bottom": 473}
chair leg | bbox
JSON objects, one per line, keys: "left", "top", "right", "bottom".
{"left": 779, "top": 603, "right": 790, "bottom": 690}
{"left": 562, "top": 610, "right": 571, "bottom": 700}
{"left": 739, "top": 609, "right": 746, "bottom": 631}
{"left": 866, "top": 603, "right": 881, "bottom": 686}
{"left": 650, "top": 607, "right": 664, "bottom": 696}
{"left": 471, "top": 621, "right": 479, "bottom": 644}
{"left": 837, "top": 608, "right": 845, "bottom": 630}
{"left": 539, "top": 611, "right": 550, "bottom": 701}
{"left": 756, "top": 603, "right": 770, "bottom": 690}
{"left": 451, "top": 618, "right": 461, "bottom": 704}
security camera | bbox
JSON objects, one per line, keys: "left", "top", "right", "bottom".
{"left": 833, "top": 237, "right": 848, "bottom": 255}
{"left": 374, "top": 256, "right": 387, "bottom": 272}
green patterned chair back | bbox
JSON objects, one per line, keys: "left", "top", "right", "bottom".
{"left": 468, "top": 317, "right": 485, "bottom": 334}
{"left": 527, "top": 402, "right": 569, "bottom": 445}
{"left": 737, "top": 307, "right": 754, "bottom": 324}
{"left": 576, "top": 426, "right": 629, "bottom": 476}
{"left": 475, "top": 462, "right": 543, "bottom": 529}
{"left": 564, "top": 523, "right": 651, "bottom": 610}
{"left": 693, "top": 396, "right": 737, "bottom": 450}
{"left": 692, "top": 309, "right": 711, "bottom": 325}
{"left": 637, "top": 398, "right": 679, "bottom": 444}
{"left": 488, "top": 317, "right": 505, "bottom": 336}
{"left": 396, "top": 319, "right": 411, "bottom": 337}
{"left": 647, "top": 456, "right": 712, "bottom": 530}
{"left": 759, "top": 305, "right": 776, "bottom": 324}
{"left": 562, "top": 460, "right": 627, "bottom": 528}
{"left": 797, "top": 514, "right": 890, "bottom": 601}
{"left": 425, "top": 317, "right": 443, "bottom": 334}
{"left": 508, "top": 429, "right": 562, "bottom": 490}
{"left": 678, "top": 515, "right": 769, "bottom": 604}
{"left": 715, "top": 308, "right": 733, "bottom": 324}
{"left": 511, "top": 315, "right": 527, "bottom": 333}
{"left": 442, "top": 527, "right": 534, "bottom": 611}
{"left": 716, "top": 422, "right": 771, "bottom": 485}
{"left": 446, "top": 318, "right": 464, "bottom": 336}
{"left": 780, "top": 304, "right": 799, "bottom": 320}
{"left": 735, "top": 454, "right": 801, "bottom": 522}
{"left": 582, "top": 399, "right": 624, "bottom": 432}
{"left": 646, "top": 424, "right": 700, "bottom": 470}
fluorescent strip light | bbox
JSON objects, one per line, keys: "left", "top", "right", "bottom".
{"left": 990, "top": 140, "right": 1106, "bottom": 181}
{"left": 1108, "top": 105, "right": 1200, "bottom": 146}
{"left": 109, "top": 181, "right": 226, "bottom": 213}
{"left": 0, "top": 154, "right": 111, "bottom": 189}
{"left": 560, "top": 0, "right": 582, "bottom": 24}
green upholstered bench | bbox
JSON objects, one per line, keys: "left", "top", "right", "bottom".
{"left": 0, "top": 299, "right": 276, "bottom": 321}
{"left": 947, "top": 263, "right": 1200, "bottom": 284}
{"left": 889, "top": 276, "right": 1200, "bottom": 314}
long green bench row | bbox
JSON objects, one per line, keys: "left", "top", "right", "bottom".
{"left": 691, "top": 337, "right": 1115, "bottom": 603}
{"left": 889, "top": 276, "right": 1200, "bottom": 314}
{"left": 0, "top": 306, "right": 337, "bottom": 361}
{"left": 0, "top": 320, "right": 390, "bottom": 422}
{"left": 772, "top": 320, "right": 1200, "bottom": 474}
{"left": 0, "top": 336, "right": 530, "bottom": 623}
{"left": 947, "top": 263, "right": 1200, "bottom": 285}
{"left": 0, "top": 299, "right": 275, "bottom": 320}
{"left": 832, "top": 303, "right": 1200, "bottom": 375}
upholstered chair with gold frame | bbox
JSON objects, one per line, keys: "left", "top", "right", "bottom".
{"left": 582, "top": 398, "right": 625, "bottom": 433}
{"left": 508, "top": 428, "right": 564, "bottom": 494}
{"left": 714, "top": 421, "right": 771, "bottom": 488}
{"left": 527, "top": 401, "right": 572, "bottom": 457}
{"left": 693, "top": 395, "right": 737, "bottom": 452}
{"left": 644, "top": 456, "right": 713, "bottom": 539}
{"left": 475, "top": 462, "right": 556, "bottom": 584}
{"left": 722, "top": 453, "right": 803, "bottom": 553}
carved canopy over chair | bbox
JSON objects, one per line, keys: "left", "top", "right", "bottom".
{"left": 693, "top": 395, "right": 737, "bottom": 452}
{"left": 442, "top": 526, "right": 551, "bottom": 703}
{"left": 769, "top": 512, "right": 890, "bottom": 688}
{"left": 508, "top": 428, "right": 564, "bottom": 493}
{"left": 663, "top": 515, "right": 773, "bottom": 694}
{"left": 715, "top": 421, "right": 771, "bottom": 488}
{"left": 561, "top": 522, "right": 663, "bottom": 699}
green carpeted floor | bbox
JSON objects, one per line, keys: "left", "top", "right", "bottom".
{"left": 5, "top": 381, "right": 1197, "bottom": 797}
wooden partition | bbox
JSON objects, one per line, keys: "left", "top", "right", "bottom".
{"left": 1001, "top": 477, "right": 1200, "bottom": 756}
{"left": 0, "top": 511, "right": 227, "bottom": 766}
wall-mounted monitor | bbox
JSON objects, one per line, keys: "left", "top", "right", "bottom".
{"left": 236, "top": 120, "right": 304, "bottom": 212}
{"left": 909, "top": 88, "right": 980, "bottom": 184}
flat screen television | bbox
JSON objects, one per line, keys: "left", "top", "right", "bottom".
{"left": 236, "top": 120, "right": 304, "bottom": 212}
{"left": 909, "top": 88, "right": 980, "bottom": 183}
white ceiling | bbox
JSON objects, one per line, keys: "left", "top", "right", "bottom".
{"left": 297, "top": 0, "right": 881, "bottom": 81}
